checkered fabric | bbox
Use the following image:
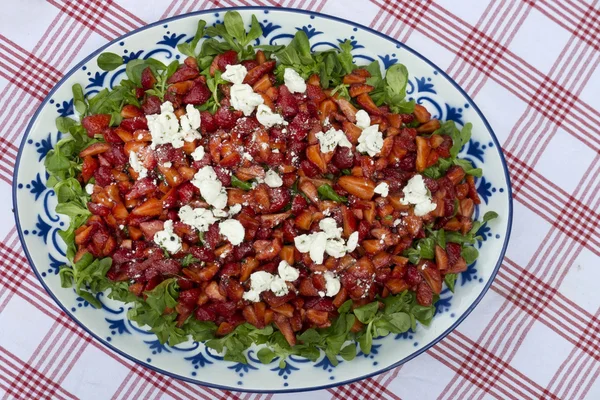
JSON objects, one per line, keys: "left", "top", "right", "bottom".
{"left": 1, "top": 0, "right": 599, "bottom": 399}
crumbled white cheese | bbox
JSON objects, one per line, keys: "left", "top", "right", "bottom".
{"left": 242, "top": 270, "right": 290, "bottom": 302}
{"left": 191, "top": 166, "right": 228, "bottom": 210}
{"left": 229, "top": 84, "right": 264, "bottom": 116}
{"left": 242, "top": 271, "right": 275, "bottom": 302}
{"left": 319, "top": 217, "right": 343, "bottom": 239}
{"left": 401, "top": 174, "right": 437, "bottom": 216}
{"left": 147, "top": 102, "right": 183, "bottom": 149}
{"left": 323, "top": 117, "right": 330, "bottom": 127}
{"left": 270, "top": 276, "right": 289, "bottom": 296}
{"left": 221, "top": 64, "right": 247, "bottom": 85}
{"left": 294, "top": 218, "right": 357, "bottom": 264}
{"left": 153, "top": 220, "right": 182, "bottom": 254}
{"left": 179, "top": 104, "right": 202, "bottom": 142}
{"left": 218, "top": 219, "right": 245, "bottom": 245}
{"left": 346, "top": 231, "right": 359, "bottom": 252}
{"left": 228, "top": 204, "right": 242, "bottom": 216}
{"left": 162, "top": 162, "right": 172, "bottom": 168}
{"left": 323, "top": 271, "right": 341, "bottom": 297}
{"left": 147, "top": 101, "right": 202, "bottom": 149}
{"left": 355, "top": 109, "right": 371, "bottom": 129}
{"left": 178, "top": 205, "right": 217, "bottom": 232}
{"left": 256, "top": 104, "right": 287, "bottom": 128}
{"left": 393, "top": 219, "right": 403, "bottom": 227}
{"left": 283, "top": 68, "right": 307, "bottom": 93}
{"left": 129, "top": 151, "right": 148, "bottom": 179}
{"left": 85, "top": 184, "right": 94, "bottom": 195}
{"left": 241, "top": 152, "right": 254, "bottom": 162}
{"left": 356, "top": 124, "right": 383, "bottom": 156}
{"left": 191, "top": 146, "right": 205, "bottom": 161}
{"left": 278, "top": 260, "right": 299, "bottom": 282}
{"left": 212, "top": 209, "right": 228, "bottom": 218}
{"left": 315, "top": 128, "right": 352, "bottom": 153}
{"left": 264, "top": 170, "right": 283, "bottom": 188}
{"left": 374, "top": 182, "right": 389, "bottom": 197}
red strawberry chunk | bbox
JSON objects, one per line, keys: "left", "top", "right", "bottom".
{"left": 182, "top": 81, "right": 211, "bottom": 105}
{"left": 167, "top": 66, "right": 200, "bottom": 84}
{"left": 82, "top": 114, "right": 111, "bottom": 137}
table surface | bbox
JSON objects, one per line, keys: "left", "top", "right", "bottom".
{"left": 1, "top": 1, "right": 599, "bottom": 399}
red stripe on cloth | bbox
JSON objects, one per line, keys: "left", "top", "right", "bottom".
{"left": 372, "top": 0, "right": 600, "bottom": 154}
{"left": 0, "top": 346, "right": 78, "bottom": 400}
{"left": 441, "top": 157, "right": 600, "bottom": 399}
{"left": 525, "top": 0, "right": 600, "bottom": 51}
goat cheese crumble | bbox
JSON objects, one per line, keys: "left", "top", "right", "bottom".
{"left": 401, "top": 174, "right": 437, "bottom": 216}
{"left": 355, "top": 109, "right": 371, "bottom": 129}
{"left": 178, "top": 205, "right": 217, "bottom": 232}
{"left": 147, "top": 101, "right": 201, "bottom": 149}
{"left": 221, "top": 64, "right": 247, "bottom": 85}
{"left": 229, "top": 84, "right": 264, "bottom": 116}
{"left": 264, "top": 170, "right": 283, "bottom": 188}
{"left": 284, "top": 68, "right": 306, "bottom": 93}
{"left": 153, "top": 220, "right": 182, "bottom": 254}
{"left": 191, "top": 145, "right": 205, "bottom": 161}
{"left": 129, "top": 151, "right": 148, "bottom": 179}
{"left": 256, "top": 104, "right": 287, "bottom": 128}
{"left": 374, "top": 182, "right": 389, "bottom": 197}
{"left": 294, "top": 218, "right": 357, "bottom": 264}
{"left": 218, "top": 219, "right": 245, "bottom": 245}
{"left": 356, "top": 124, "right": 383, "bottom": 156}
{"left": 315, "top": 128, "right": 352, "bottom": 153}
{"left": 191, "top": 166, "right": 228, "bottom": 210}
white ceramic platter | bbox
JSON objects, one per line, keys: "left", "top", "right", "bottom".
{"left": 13, "top": 7, "right": 512, "bottom": 393}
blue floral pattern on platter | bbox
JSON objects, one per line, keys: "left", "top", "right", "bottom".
{"left": 13, "top": 8, "right": 511, "bottom": 393}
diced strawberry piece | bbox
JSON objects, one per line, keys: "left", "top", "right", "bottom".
{"left": 141, "top": 67, "right": 156, "bottom": 90}
{"left": 82, "top": 114, "right": 111, "bottom": 137}
{"left": 154, "top": 259, "right": 181, "bottom": 275}
{"left": 277, "top": 85, "right": 299, "bottom": 119}
{"left": 243, "top": 61, "right": 276, "bottom": 86}
{"left": 200, "top": 111, "right": 217, "bottom": 133}
{"left": 287, "top": 112, "right": 311, "bottom": 141}
{"left": 164, "top": 91, "right": 182, "bottom": 109}
{"left": 332, "top": 147, "right": 354, "bottom": 169}
{"left": 177, "top": 181, "right": 198, "bottom": 204}
{"left": 182, "top": 81, "right": 211, "bottom": 105}
{"left": 241, "top": 60, "right": 259, "bottom": 72}
{"left": 214, "top": 105, "right": 237, "bottom": 129}
{"left": 88, "top": 202, "right": 110, "bottom": 216}
{"left": 290, "top": 195, "right": 308, "bottom": 215}
{"left": 404, "top": 265, "right": 422, "bottom": 286}
{"left": 213, "top": 166, "right": 232, "bottom": 186}
{"left": 416, "top": 281, "right": 433, "bottom": 306}
{"left": 139, "top": 220, "right": 164, "bottom": 240}
{"left": 94, "top": 166, "right": 113, "bottom": 186}
{"left": 232, "top": 117, "right": 260, "bottom": 138}
{"left": 210, "top": 50, "right": 238, "bottom": 75}
{"left": 306, "top": 84, "right": 327, "bottom": 103}
{"left": 304, "top": 298, "right": 336, "bottom": 312}
{"left": 126, "top": 177, "right": 158, "bottom": 200}
{"left": 268, "top": 187, "right": 291, "bottom": 213}
{"left": 195, "top": 305, "right": 217, "bottom": 322}
{"left": 231, "top": 242, "right": 255, "bottom": 261}
{"left": 142, "top": 95, "right": 161, "bottom": 115}
{"left": 167, "top": 66, "right": 200, "bottom": 84}
{"left": 102, "top": 128, "right": 122, "bottom": 144}
{"left": 121, "top": 104, "right": 144, "bottom": 119}
{"left": 120, "top": 116, "right": 148, "bottom": 132}
{"left": 81, "top": 156, "right": 98, "bottom": 183}
{"left": 190, "top": 246, "right": 215, "bottom": 262}
{"left": 104, "top": 145, "right": 128, "bottom": 167}
{"left": 204, "top": 223, "right": 221, "bottom": 249}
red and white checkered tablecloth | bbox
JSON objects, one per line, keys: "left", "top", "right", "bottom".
{"left": 1, "top": 0, "right": 599, "bottom": 399}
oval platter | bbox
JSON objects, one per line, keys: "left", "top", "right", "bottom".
{"left": 13, "top": 6, "right": 513, "bottom": 393}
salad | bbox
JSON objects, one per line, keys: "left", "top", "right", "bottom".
{"left": 46, "top": 11, "right": 497, "bottom": 367}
